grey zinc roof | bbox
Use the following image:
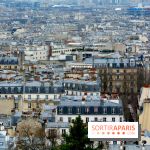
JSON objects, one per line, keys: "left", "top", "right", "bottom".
{"left": 25, "top": 81, "right": 42, "bottom": 87}
{"left": 59, "top": 96, "right": 122, "bottom": 107}
{"left": 64, "top": 79, "right": 98, "bottom": 85}
{"left": 59, "top": 100, "right": 122, "bottom": 107}
{"left": 84, "top": 57, "right": 130, "bottom": 64}
{"left": 0, "top": 81, "right": 22, "bottom": 87}
{"left": 46, "top": 122, "right": 69, "bottom": 128}
{"left": 0, "top": 56, "right": 18, "bottom": 64}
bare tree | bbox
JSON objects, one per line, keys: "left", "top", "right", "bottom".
{"left": 15, "top": 118, "right": 47, "bottom": 150}
{"left": 46, "top": 129, "right": 60, "bottom": 149}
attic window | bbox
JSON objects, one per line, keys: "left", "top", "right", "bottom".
{"left": 59, "top": 107, "right": 63, "bottom": 114}
{"left": 112, "top": 108, "right": 115, "bottom": 114}
{"left": 103, "top": 108, "right": 107, "bottom": 114}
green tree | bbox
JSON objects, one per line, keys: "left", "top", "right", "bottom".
{"left": 60, "top": 116, "right": 94, "bottom": 150}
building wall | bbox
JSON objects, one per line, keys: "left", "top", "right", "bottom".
{"left": 22, "top": 93, "right": 62, "bottom": 112}
{"left": 23, "top": 93, "right": 61, "bottom": 100}
{"left": 139, "top": 101, "right": 150, "bottom": 132}
{"left": 65, "top": 90, "right": 100, "bottom": 96}
{"left": 56, "top": 115, "right": 124, "bottom": 123}
{"left": 98, "top": 68, "right": 138, "bottom": 94}
{"left": 0, "top": 99, "right": 22, "bottom": 115}
{"left": 0, "top": 93, "right": 62, "bottom": 114}
{"left": 45, "top": 127, "right": 69, "bottom": 137}
{"left": 0, "top": 65, "right": 19, "bottom": 70}
{"left": 22, "top": 100, "right": 54, "bottom": 112}
{"left": 24, "top": 46, "right": 49, "bottom": 61}
{"left": 139, "top": 86, "right": 150, "bottom": 107}
{"left": 0, "top": 132, "right": 8, "bottom": 149}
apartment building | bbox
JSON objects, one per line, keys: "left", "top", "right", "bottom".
{"left": 24, "top": 45, "right": 49, "bottom": 62}
{"left": 63, "top": 79, "right": 100, "bottom": 96}
{"left": 56, "top": 96, "right": 124, "bottom": 124}
{"left": 0, "top": 57, "right": 19, "bottom": 70}
{"left": 0, "top": 81, "right": 64, "bottom": 115}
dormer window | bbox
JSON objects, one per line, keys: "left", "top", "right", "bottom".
{"left": 58, "top": 107, "right": 63, "bottom": 114}
{"left": 77, "top": 107, "right": 81, "bottom": 114}
{"left": 112, "top": 108, "right": 115, "bottom": 114}
{"left": 103, "top": 108, "right": 107, "bottom": 114}
{"left": 85, "top": 107, "right": 89, "bottom": 114}
{"left": 73, "top": 84, "right": 75, "bottom": 88}
{"left": 45, "top": 88, "right": 49, "bottom": 93}
{"left": 54, "top": 88, "right": 57, "bottom": 93}
{"left": 94, "top": 107, "right": 98, "bottom": 113}
{"left": 119, "top": 108, "right": 123, "bottom": 114}
{"left": 68, "top": 107, "right": 72, "bottom": 114}
{"left": 37, "top": 95, "right": 40, "bottom": 100}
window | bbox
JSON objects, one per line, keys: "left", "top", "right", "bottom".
{"left": 110, "top": 82, "right": 112, "bottom": 86}
{"left": 68, "top": 117, "right": 72, "bottom": 123}
{"left": 85, "top": 107, "right": 89, "bottom": 114}
{"left": 66, "top": 91, "right": 68, "bottom": 95}
{"left": 112, "top": 118, "right": 115, "bottom": 122}
{"left": 0, "top": 142, "right": 3, "bottom": 146}
{"left": 77, "top": 107, "right": 80, "bottom": 114}
{"left": 103, "top": 117, "right": 106, "bottom": 122}
{"left": 103, "top": 108, "right": 107, "bottom": 114}
{"left": 68, "top": 107, "right": 72, "bottom": 114}
{"left": 119, "top": 108, "right": 122, "bottom": 114}
{"left": 62, "top": 129, "right": 66, "bottom": 134}
{"left": 120, "top": 117, "right": 122, "bottom": 122}
{"left": 94, "top": 107, "right": 98, "bottom": 113}
{"left": 54, "top": 95, "right": 57, "bottom": 99}
{"left": 131, "top": 81, "right": 134, "bottom": 86}
{"left": 94, "top": 117, "right": 98, "bottom": 121}
{"left": 54, "top": 88, "right": 57, "bottom": 93}
{"left": 28, "top": 103, "right": 31, "bottom": 108}
{"left": 14, "top": 103, "right": 18, "bottom": 109}
{"left": 112, "top": 108, "right": 115, "bottom": 114}
{"left": 58, "top": 108, "right": 63, "bottom": 114}
{"left": 86, "top": 117, "right": 89, "bottom": 123}
{"left": 37, "top": 95, "right": 40, "bottom": 99}
{"left": 131, "top": 88, "right": 134, "bottom": 93}
{"left": 45, "top": 95, "right": 48, "bottom": 99}
{"left": 113, "top": 141, "right": 117, "bottom": 145}
{"left": 45, "top": 88, "right": 49, "bottom": 93}
{"left": 28, "top": 95, "right": 31, "bottom": 99}
{"left": 60, "top": 117, "right": 63, "bottom": 122}
{"left": 117, "top": 75, "right": 119, "bottom": 79}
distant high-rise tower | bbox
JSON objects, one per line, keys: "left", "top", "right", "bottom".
{"left": 43, "top": 0, "right": 50, "bottom": 8}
